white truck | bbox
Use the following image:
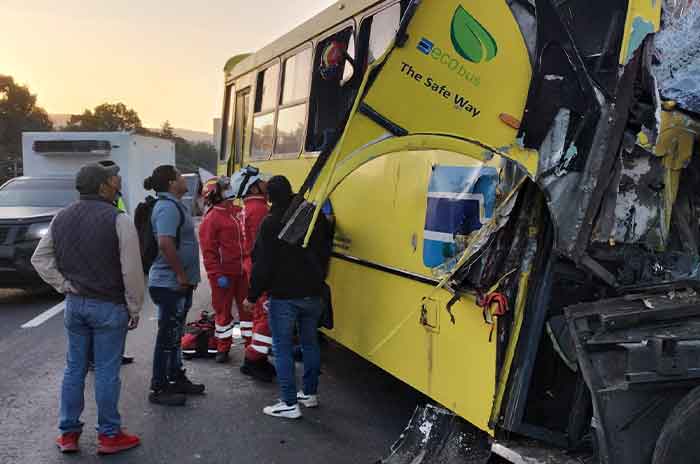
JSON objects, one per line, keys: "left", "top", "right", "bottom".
{"left": 22, "top": 132, "right": 175, "bottom": 215}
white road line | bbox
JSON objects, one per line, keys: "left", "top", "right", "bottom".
{"left": 21, "top": 300, "right": 66, "bottom": 328}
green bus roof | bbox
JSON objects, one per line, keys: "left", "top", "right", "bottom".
{"left": 224, "top": 54, "right": 252, "bottom": 73}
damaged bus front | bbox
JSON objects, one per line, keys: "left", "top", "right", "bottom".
{"left": 276, "top": 0, "right": 700, "bottom": 462}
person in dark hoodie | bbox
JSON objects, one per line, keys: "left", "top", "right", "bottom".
{"left": 242, "top": 175, "right": 331, "bottom": 419}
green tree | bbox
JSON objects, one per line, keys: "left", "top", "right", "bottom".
{"left": 65, "top": 102, "right": 142, "bottom": 131}
{"left": 160, "top": 120, "right": 174, "bottom": 138}
{"left": 0, "top": 75, "right": 53, "bottom": 181}
{"left": 175, "top": 139, "right": 217, "bottom": 174}
{"left": 154, "top": 120, "right": 216, "bottom": 174}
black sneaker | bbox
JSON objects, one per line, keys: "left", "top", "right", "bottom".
{"left": 247, "top": 359, "right": 275, "bottom": 383}
{"left": 215, "top": 351, "right": 229, "bottom": 364}
{"left": 240, "top": 360, "right": 253, "bottom": 377}
{"left": 264, "top": 361, "right": 277, "bottom": 378}
{"left": 170, "top": 370, "right": 205, "bottom": 395}
{"left": 149, "top": 388, "right": 186, "bottom": 406}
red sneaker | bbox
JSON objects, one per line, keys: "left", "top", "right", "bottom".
{"left": 97, "top": 430, "right": 141, "bottom": 455}
{"left": 56, "top": 432, "right": 80, "bottom": 453}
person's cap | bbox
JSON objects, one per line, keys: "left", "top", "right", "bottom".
{"left": 75, "top": 162, "right": 120, "bottom": 194}
{"left": 96, "top": 160, "right": 120, "bottom": 177}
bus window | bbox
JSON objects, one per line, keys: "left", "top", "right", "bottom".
{"left": 251, "top": 63, "right": 280, "bottom": 160}
{"left": 355, "top": 2, "right": 403, "bottom": 76}
{"left": 254, "top": 63, "right": 279, "bottom": 113}
{"left": 233, "top": 88, "right": 250, "bottom": 167}
{"left": 341, "top": 33, "right": 356, "bottom": 85}
{"left": 220, "top": 84, "right": 235, "bottom": 161}
{"left": 280, "top": 48, "right": 312, "bottom": 104}
{"left": 306, "top": 26, "right": 355, "bottom": 152}
{"left": 275, "top": 48, "right": 312, "bottom": 156}
{"left": 365, "top": 3, "right": 401, "bottom": 65}
{"left": 251, "top": 113, "right": 275, "bottom": 160}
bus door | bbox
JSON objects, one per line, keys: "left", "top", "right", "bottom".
{"left": 233, "top": 88, "right": 251, "bottom": 173}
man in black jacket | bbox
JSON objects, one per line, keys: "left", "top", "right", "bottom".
{"left": 243, "top": 175, "right": 331, "bottom": 419}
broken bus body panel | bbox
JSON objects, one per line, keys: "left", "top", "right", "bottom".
{"left": 274, "top": 0, "right": 700, "bottom": 462}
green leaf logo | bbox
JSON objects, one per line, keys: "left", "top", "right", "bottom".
{"left": 451, "top": 5, "right": 498, "bottom": 63}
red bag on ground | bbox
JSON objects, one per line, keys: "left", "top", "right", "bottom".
{"left": 181, "top": 311, "right": 217, "bottom": 359}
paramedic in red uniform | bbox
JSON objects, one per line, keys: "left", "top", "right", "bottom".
{"left": 231, "top": 166, "right": 276, "bottom": 381}
{"left": 198, "top": 177, "right": 247, "bottom": 363}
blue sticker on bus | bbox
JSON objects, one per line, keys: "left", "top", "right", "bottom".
{"left": 423, "top": 165, "right": 498, "bottom": 268}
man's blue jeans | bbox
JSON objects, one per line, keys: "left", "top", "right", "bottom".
{"left": 59, "top": 294, "right": 128, "bottom": 436}
{"left": 150, "top": 287, "right": 192, "bottom": 391}
{"left": 268, "top": 297, "right": 322, "bottom": 406}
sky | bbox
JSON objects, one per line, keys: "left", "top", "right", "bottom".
{"left": 0, "top": 0, "right": 336, "bottom": 133}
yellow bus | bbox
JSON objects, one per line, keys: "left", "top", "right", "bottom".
{"left": 219, "top": 1, "right": 700, "bottom": 462}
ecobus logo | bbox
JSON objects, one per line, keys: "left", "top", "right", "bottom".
{"left": 415, "top": 6, "right": 496, "bottom": 87}
{"left": 450, "top": 5, "right": 498, "bottom": 63}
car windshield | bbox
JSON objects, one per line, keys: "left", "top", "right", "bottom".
{"left": 0, "top": 178, "right": 78, "bottom": 207}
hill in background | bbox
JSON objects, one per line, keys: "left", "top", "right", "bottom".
{"left": 49, "top": 114, "right": 214, "bottom": 144}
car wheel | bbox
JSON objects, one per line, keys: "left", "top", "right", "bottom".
{"left": 652, "top": 384, "right": 700, "bottom": 464}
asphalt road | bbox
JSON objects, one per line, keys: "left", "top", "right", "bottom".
{"left": 0, "top": 282, "right": 422, "bottom": 464}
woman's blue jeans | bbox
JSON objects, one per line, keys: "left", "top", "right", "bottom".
{"left": 268, "top": 296, "right": 322, "bottom": 406}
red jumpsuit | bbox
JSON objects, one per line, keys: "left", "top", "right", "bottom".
{"left": 241, "top": 195, "right": 273, "bottom": 361}
{"left": 199, "top": 202, "right": 247, "bottom": 353}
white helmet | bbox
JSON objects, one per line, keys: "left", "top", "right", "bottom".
{"left": 230, "top": 165, "right": 268, "bottom": 198}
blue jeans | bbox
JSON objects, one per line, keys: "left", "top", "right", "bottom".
{"left": 150, "top": 287, "right": 192, "bottom": 390}
{"left": 60, "top": 294, "right": 128, "bottom": 436}
{"left": 268, "top": 297, "right": 322, "bottom": 405}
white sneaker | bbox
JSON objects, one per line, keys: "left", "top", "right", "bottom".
{"left": 297, "top": 391, "right": 319, "bottom": 408}
{"left": 263, "top": 400, "right": 302, "bottom": 419}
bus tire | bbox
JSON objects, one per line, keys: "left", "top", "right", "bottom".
{"left": 652, "top": 385, "right": 700, "bottom": 464}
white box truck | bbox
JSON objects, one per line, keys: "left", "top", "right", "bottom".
{"left": 22, "top": 132, "right": 175, "bottom": 215}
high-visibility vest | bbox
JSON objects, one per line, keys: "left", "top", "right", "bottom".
{"left": 116, "top": 196, "right": 126, "bottom": 212}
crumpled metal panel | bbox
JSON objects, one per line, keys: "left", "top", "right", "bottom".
{"left": 514, "top": 0, "right": 646, "bottom": 265}
{"left": 653, "top": 1, "right": 700, "bottom": 113}
{"left": 592, "top": 147, "right": 668, "bottom": 248}
{"left": 443, "top": 182, "right": 523, "bottom": 291}
{"left": 380, "top": 404, "right": 491, "bottom": 464}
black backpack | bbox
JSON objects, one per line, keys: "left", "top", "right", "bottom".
{"left": 134, "top": 196, "right": 185, "bottom": 274}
